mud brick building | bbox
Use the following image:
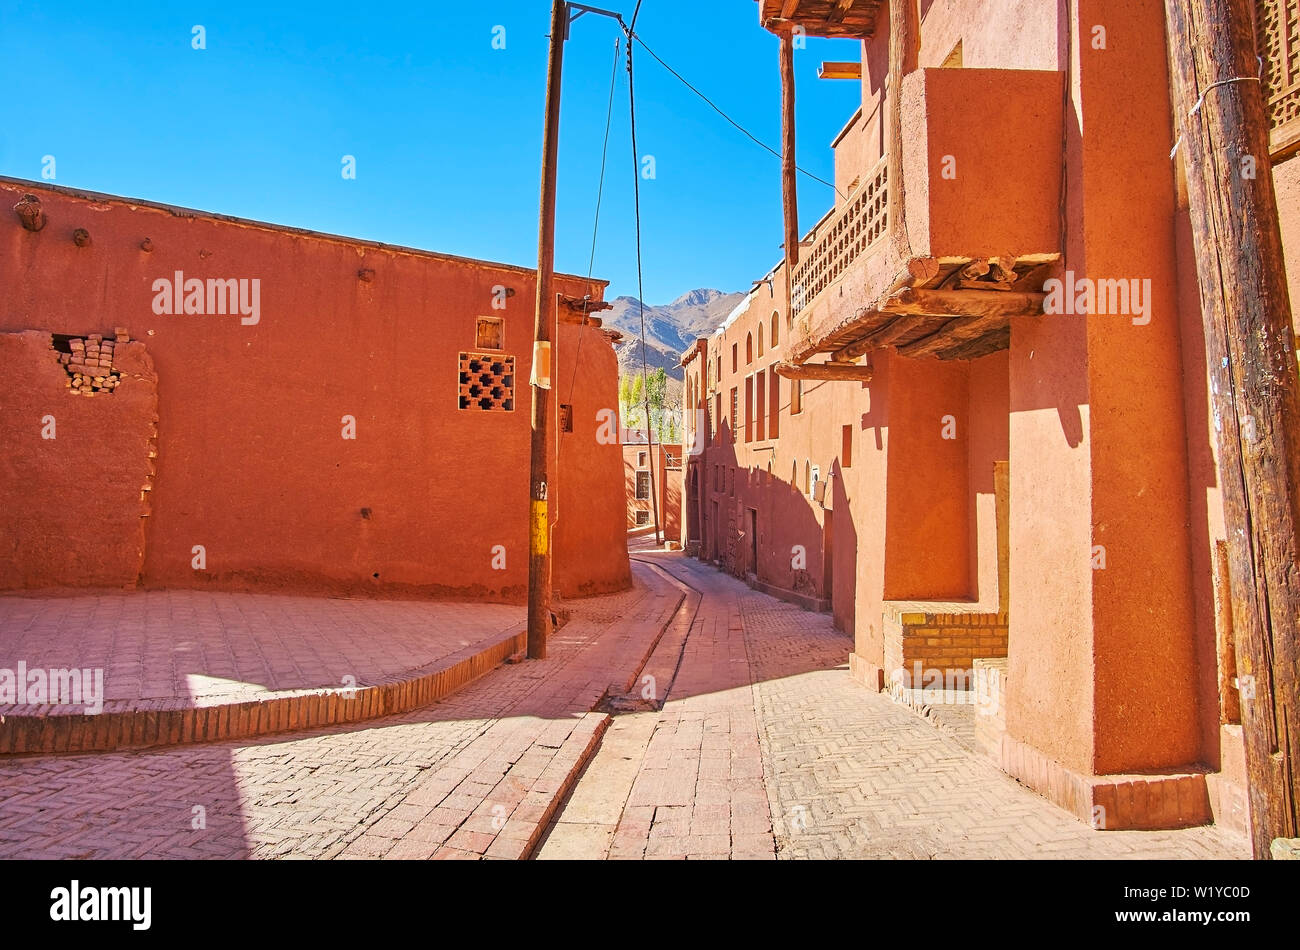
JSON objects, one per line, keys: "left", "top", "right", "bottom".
{"left": 679, "top": 0, "right": 1300, "bottom": 832}
{"left": 621, "top": 440, "right": 682, "bottom": 536}
{"left": 0, "top": 178, "right": 630, "bottom": 602}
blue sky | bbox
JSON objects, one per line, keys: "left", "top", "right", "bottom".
{"left": 0, "top": 1, "right": 861, "bottom": 303}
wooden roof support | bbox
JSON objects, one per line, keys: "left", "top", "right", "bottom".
{"left": 819, "top": 61, "right": 862, "bottom": 79}
{"left": 880, "top": 287, "right": 1046, "bottom": 320}
{"left": 774, "top": 359, "right": 873, "bottom": 382}
{"left": 896, "top": 312, "right": 1011, "bottom": 358}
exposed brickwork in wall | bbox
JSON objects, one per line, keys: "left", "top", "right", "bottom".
{"left": 883, "top": 602, "right": 1009, "bottom": 687}
{"left": 0, "top": 329, "right": 158, "bottom": 588}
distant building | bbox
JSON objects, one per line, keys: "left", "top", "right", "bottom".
{"left": 622, "top": 440, "right": 681, "bottom": 540}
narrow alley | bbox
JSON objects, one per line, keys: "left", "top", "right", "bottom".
{"left": 0, "top": 547, "right": 1247, "bottom": 860}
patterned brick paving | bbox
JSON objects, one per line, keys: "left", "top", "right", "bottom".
{"left": 0, "top": 567, "right": 682, "bottom": 859}
{"left": 0, "top": 590, "right": 524, "bottom": 705}
{"left": 543, "top": 552, "right": 1250, "bottom": 861}
{"left": 0, "top": 552, "right": 1253, "bottom": 860}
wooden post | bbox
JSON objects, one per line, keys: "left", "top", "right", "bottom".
{"left": 779, "top": 24, "right": 799, "bottom": 350}
{"left": 1164, "top": 0, "right": 1300, "bottom": 857}
{"left": 527, "top": 0, "right": 568, "bottom": 660}
{"left": 886, "top": 0, "right": 918, "bottom": 261}
{"left": 780, "top": 26, "right": 799, "bottom": 271}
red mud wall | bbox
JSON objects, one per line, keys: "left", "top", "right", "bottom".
{"left": 0, "top": 330, "right": 158, "bottom": 587}
{"left": 0, "top": 179, "right": 630, "bottom": 600}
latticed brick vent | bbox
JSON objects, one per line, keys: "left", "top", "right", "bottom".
{"left": 791, "top": 154, "right": 889, "bottom": 319}
{"left": 1259, "top": 0, "right": 1300, "bottom": 156}
{"left": 53, "top": 331, "right": 126, "bottom": 396}
{"left": 458, "top": 352, "right": 516, "bottom": 411}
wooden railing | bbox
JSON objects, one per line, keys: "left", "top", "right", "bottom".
{"left": 1259, "top": 0, "right": 1300, "bottom": 157}
{"left": 790, "top": 155, "right": 889, "bottom": 320}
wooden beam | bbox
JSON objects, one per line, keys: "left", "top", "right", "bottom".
{"left": 557, "top": 312, "right": 603, "bottom": 327}
{"left": 1165, "top": 0, "right": 1300, "bottom": 857}
{"left": 833, "top": 313, "right": 930, "bottom": 357}
{"left": 780, "top": 0, "right": 800, "bottom": 18}
{"left": 881, "top": 287, "right": 1045, "bottom": 319}
{"left": 818, "top": 61, "right": 862, "bottom": 80}
{"left": 828, "top": 0, "right": 856, "bottom": 25}
{"left": 774, "top": 360, "right": 874, "bottom": 382}
{"left": 780, "top": 28, "right": 799, "bottom": 269}
{"left": 886, "top": 0, "right": 919, "bottom": 262}
{"left": 895, "top": 311, "right": 1009, "bottom": 359}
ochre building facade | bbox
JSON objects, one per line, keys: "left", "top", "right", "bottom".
{"left": 679, "top": 0, "right": 1300, "bottom": 833}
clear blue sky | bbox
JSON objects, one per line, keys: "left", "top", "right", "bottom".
{"left": 0, "top": 1, "right": 861, "bottom": 304}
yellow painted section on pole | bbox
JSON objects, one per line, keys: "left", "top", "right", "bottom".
{"left": 531, "top": 500, "right": 549, "bottom": 556}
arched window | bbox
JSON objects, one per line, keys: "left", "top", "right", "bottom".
{"left": 804, "top": 460, "right": 811, "bottom": 494}
{"left": 757, "top": 323, "right": 764, "bottom": 357}
{"left": 746, "top": 333, "right": 753, "bottom": 365}
{"left": 791, "top": 460, "right": 798, "bottom": 485}
{"left": 771, "top": 311, "right": 780, "bottom": 347}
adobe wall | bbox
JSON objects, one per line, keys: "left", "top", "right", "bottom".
{"left": 0, "top": 178, "right": 630, "bottom": 601}
{"left": 0, "top": 330, "right": 158, "bottom": 588}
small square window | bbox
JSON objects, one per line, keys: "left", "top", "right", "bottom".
{"left": 476, "top": 316, "right": 504, "bottom": 351}
{"left": 635, "top": 510, "right": 650, "bottom": 525}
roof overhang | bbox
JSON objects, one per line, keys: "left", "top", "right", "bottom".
{"left": 759, "top": 0, "right": 883, "bottom": 39}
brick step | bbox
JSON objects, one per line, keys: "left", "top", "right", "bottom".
{"left": 0, "top": 629, "right": 527, "bottom": 756}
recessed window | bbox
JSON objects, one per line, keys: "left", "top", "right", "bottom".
{"left": 771, "top": 311, "right": 779, "bottom": 347}
{"left": 560, "top": 404, "right": 573, "bottom": 432}
{"left": 635, "top": 471, "right": 651, "bottom": 499}
{"left": 635, "top": 510, "right": 650, "bottom": 525}
{"left": 476, "top": 316, "right": 504, "bottom": 351}
{"left": 637, "top": 451, "right": 648, "bottom": 467}
{"left": 842, "top": 424, "right": 853, "bottom": 467}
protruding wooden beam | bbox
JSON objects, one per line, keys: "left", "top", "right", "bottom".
{"left": 558, "top": 312, "right": 603, "bottom": 327}
{"left": 13, "top": 194, "right": 45, "bottom": 232}
{"left": 881, "top": 287, "right": 1046, "bottom": 319}
{"left": 774, "top": 360, "right": 873, "bottom": 382}
{"left": 819, "top": 61, "right": 862, "bottom": 79}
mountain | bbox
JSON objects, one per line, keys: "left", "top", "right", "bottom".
{"left": 603, "top": 288, "right": 746, "bottom": 389}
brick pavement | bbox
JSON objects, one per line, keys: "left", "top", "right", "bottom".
{"left": 0, "top": 551, "right": 1253, "bottom": 860}
{"left": 0, "top": 590, "right": 524, "bottom": 704}
{"left": 0, "top": 565, "right": 685, "bottom": 859}
{"left": 540, "top": 552, "right": 1250, "bottom": 860}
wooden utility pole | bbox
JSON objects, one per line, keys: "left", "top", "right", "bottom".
{"left": 528, "top": 0, "right": 568, "bottom": 660}
{"left": 1164, "top": 0, "right": 1300, "bottom": 857}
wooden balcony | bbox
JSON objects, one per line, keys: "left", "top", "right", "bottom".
{"left": 758, "top": 0, "right": 884, "bottom": 38}
{"left": 787, "top": 67, "right": 1064, "bottom": 364}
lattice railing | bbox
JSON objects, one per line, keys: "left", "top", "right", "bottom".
{"left": 790, "top": 155, "right": 889, "bottom": 320}
{"left": 1259, "top": 0, "right": 1300, "bottom": 154}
